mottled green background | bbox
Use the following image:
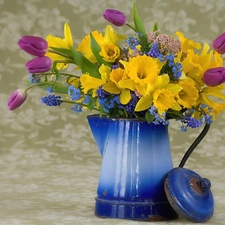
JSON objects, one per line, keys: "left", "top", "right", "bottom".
{"left": 0, "top": 0, "right": 225, "bottom": 224}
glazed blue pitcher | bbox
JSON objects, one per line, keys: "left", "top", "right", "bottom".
{"left": 87, "top": 115, "right": 178, "bottom": 221}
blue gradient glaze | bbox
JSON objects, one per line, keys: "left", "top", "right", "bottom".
{"left": 87, "top": 115, "right": 178, "bottom": 221}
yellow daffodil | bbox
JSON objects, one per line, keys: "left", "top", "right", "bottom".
{"left": 80, "top": 73, "right": 104, "bottom": 95}
{"left": 195, "top": 84, "right": 225, "bottom": 119}
{"left": 100, "top": 43, "right": 120, "bottom": 63}
{"left": 175, "top": 31, "right": 201, "bottom": 52}
{"left": 80, "top": 64, "right": 111, "bottom": 96}
{"left": 120, "top": 55, "right": 162, "bottom": 97}
{"left": 46, "top": 23, "right": 73, "bottom": 69}
{"left": 181, "top": 43, "right": 223, "bottom": 88}
{"left": 135, "top": 74, "right": 182, "bottom": 112}
{"left": 103, "top": 68, "right": 125, "bottom": 94}
{"left": 197, "top": 92, "right": 225, "bottom": 120}
{"left": 177, "top": 79, "right": 199, "bottom": 109}
{"left": 77, "top": 30, "right": 105, "bottom": 63}
{"left": 104, "top": 25, "right": 126, "bottom": 45}
{"left": 103, "top": 68, "right": 132, "bottom": 104}
{"left": 103, "top": 68, "right": 133, "bottom": 105}
{"left": 46, "top": 23, "right": 73, "bottom": 50}
{"left": 77, "top": 25, "right": 125, "bottom": 64}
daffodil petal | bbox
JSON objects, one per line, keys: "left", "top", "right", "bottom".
{"left": 64, "top": 23, "right": 73, "bottom": 47}
{"left": 120, "top": 89, "right": 131, "bottom": 104}
{"left": 103, "top": 81, "right": 120, "bottom": 94}
{"left": 135, "top": 95, "right": 153, "bottom": 111}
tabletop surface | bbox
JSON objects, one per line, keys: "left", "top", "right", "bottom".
{"left": 1, "top": 0, "right": 225, "bottom": 224}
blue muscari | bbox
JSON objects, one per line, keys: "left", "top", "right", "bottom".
{"left": 187, "top": 117, "right": 202, "bottom": 128}
{"left": 125, "top": 94, "right": 138, "bottom": 115}
{"left": 97, "top": 86, "right": 108, "bottom": 98}
{"left": 112, "top": 65, "right": 119, "bottom": 70}
{"left": 41, "top": 94, "right": 62, "bottom": 106}
{"left": 148, "top": 43, "right": 160, "bottom": 58}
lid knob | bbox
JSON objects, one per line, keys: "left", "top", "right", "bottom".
{"left": 199, "top": 178, "right": 211, "bottom": 192}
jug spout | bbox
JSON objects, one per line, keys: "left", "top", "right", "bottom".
{"left": 87, "top": 115, "right": 110, "bottom": 156}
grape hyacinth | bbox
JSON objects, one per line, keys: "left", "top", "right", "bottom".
{"left": 41, "top": 94, "right": 62, "bottom": 106}
{"left": 148, "top": 43, "right": 160, "bottom": 58}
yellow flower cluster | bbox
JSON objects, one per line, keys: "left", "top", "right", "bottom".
{"left": 46, "top": 23, "right": 224, "bottom": 120}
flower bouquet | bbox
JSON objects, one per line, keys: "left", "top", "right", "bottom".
{"left": 8, "top": 1, "right": 225, "bottom": 132}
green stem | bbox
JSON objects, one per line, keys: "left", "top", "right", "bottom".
{"left": 123, "top": 109, "right": 129, "bottom": 118}
{"left": 61, "top": 100, "right": 101, "bottom": 112}
{"left": 125, "top": 23, "right": 136, "bottom": 32}
{"left": 35, "top": 72, "right": 80, "bottom": 78}
{"left": 24, "top": 82, "right": 56, "bottom": 92}
{"left": 53, "top": 60, "right": 75, "bottom": 64}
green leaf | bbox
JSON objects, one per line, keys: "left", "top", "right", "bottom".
{"left": 166, "top": 109, "right": 183, "bottom": 119}
{"left": 151, "top": 21, "right": 158, "bottom": 32}
{"left": 41, "top": 82, "right": 68, "bottom": 94}
{"left": 70, "top": 47, "right": 101, "bottom": 79}
{"left": 132, "top": 0, "right": 149, "bottom": 51}
{"left": 87, "top": 98, "right": 96, "bottom": 110}
{"left": 145, "top": 111, "right": 155, "bottom": 124}
{"left": 49, "top": 47, "right": 74, "bottom": 59}
{"left": 90, "top": 33, "right": 112, "bottom": 67}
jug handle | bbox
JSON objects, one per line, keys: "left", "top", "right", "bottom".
{"left": 179, "top": 124, "right": 210, "bottom": 168}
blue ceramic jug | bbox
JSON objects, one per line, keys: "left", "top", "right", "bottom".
{"left": 87, "top": 115, "right": 178, "bottom": 221}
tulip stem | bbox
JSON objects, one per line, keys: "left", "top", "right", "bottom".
{"left": 35, "top": 72, "right": 81, "bottom": 78}
{"left": 126, "top": 23, "right": 136, "bottom": 32}
{"left": 24, "top": 82, "right": 59, "bottom": 92}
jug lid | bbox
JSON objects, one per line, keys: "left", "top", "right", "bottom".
{"left": 164, "top": 167, "right": 214, "bottom": 223}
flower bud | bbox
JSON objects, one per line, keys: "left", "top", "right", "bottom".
{"left": 8, "top": 89, "right": 27, "bottom": 110}
{"left": 26, "top": 56, "right": 52, "bottom": 73}
{"left": 103, "top": 9, "right": 126, "bottom": 26}
{"left": 203, "top": 67, "right": 225, "bottom": 86}
{"left": 212, "top": 32, "right": 225, "bottom": 54}
{"left": 18, "top": 36, "right": 48, "bottom": 56}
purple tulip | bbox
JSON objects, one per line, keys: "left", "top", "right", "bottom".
{"left": 212, "top": 32, "right": 225, "bottom": 54}
{"left": 8, "top": 89, "right": 27, "bottom": 110}
{"left": 103, "top": 9, "right": 126, "bottom": 26}
{"left": 203, "top": 67, "right": 225, "bottom": 86}
{"left": 18, "top": 36, "right": 48, "bottom": 56}
{"left": 26, "top": 56, "right": 52, "bottom": 73}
